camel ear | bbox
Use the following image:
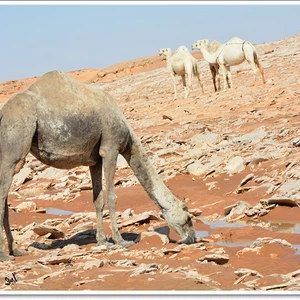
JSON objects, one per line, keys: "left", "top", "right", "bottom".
{"left": 204, "top": 39, "right": 209, "bottom": 45}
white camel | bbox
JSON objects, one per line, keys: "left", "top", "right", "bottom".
{"left": 159, "top": 46, "right": 204, "bottom": 99}
{"left": 192, "top": 40, "right": 222, "bottom": 92}
{"left": 191, "top": 37, "right": 266, "bottom": 91}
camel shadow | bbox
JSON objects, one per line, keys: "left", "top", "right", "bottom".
{"left": 29, "top": 229, "right": 140, "bottom": 251}
{"left": 28, "top": 226, "right": 174, "bottom": 251}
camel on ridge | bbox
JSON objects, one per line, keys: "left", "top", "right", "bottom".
{"left": 0, "top": 70, "right": 195, "bottom": 260}
{"left": 192, "top": 40, "right": 222, "bottom": 92}
{"left": 159, "top": 46, "right": 204, "bottom": 99}
{"left": 192, "top": 37, "right": 266, "bottom": 91}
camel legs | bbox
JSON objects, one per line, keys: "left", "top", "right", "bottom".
{"left": 182, "top": 75, "right": 190, "bottom": 99}
{"left": 248, "top": 58, "right": 266, "bottom": 86}
{"left": 0, "top": 129, "right": 35, "bottom": 260}
{"left": 0, "top": 158, "right": 28, "bottom": 260}
{"left": 195, "top": 71, "right": 204, "bottom": 95}
{"left": 221, "top": 65, "right": 232, "bottom": 91}
{"left": 0, "top": 163, "right": 16, "bottom": 260}
{"left": 210, "top": 65, "right": 220, "bottom": 92}
{"left": 170, "top": 73, "right": 177, "bottom": 100}
{"left": 210, "top": 65, "right": 217, "bottom": 92}
{"left": 89, "top": 158, "right": 113, "bottom": 247}
{"left": 101, "top": 149, "right": 133, "bottom": 248}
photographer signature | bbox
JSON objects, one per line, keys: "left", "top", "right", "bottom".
{"left": 5, "top": 272, "right": 17, "bottom": 285}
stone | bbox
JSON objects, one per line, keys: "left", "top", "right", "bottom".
{"left": 233, "top": 127, "right": 268, "bottom": 144}
{"left": 186, "top": 161, "right": 207, "bottom": 176}
{"left": 119, "top": 211, "right": 161, "bottom": 227}
{"left": 117, "top": 155, "right": 128, "bottom": 169}
{"left": 11, "top": 167, "right": 32, "bottom": 190}
{"left": 140, "top": 231, "right": 169, "bottom": 245}
{"left": 130, "top": 263, "right": 159, "bottom": 277}
{"left": 190, "top": 133, "right": 220, "bottom": 145}
{"left": 189, "top": 208, "right": 202, "bottom": 217}
{"left": 72, "top": 221, "right": 94, "bottom": 233}
{"left": 81, "top": 259, "right": 104, "bottom": 270}
{"left": 62, "top": 244, "right": 80, "bottom": 253}
{"left": 121, "top": 208, "right": 133, "bottom": 219}
{"left": 14, "top": 201, "right": 36, "bottom": 213}
{"left": 278, "top": 180, "right": 300, "bottom": 195}
{"left": 261, "top": 196, "right": 299, "bottom": 207}
{"left": 33, "top": 225, "right": 65, "bottom": 239}
{"left": 38, "top": 254, "right": 72, "bottom": 265}
{"left": 197, "top": 254, "right": 229, "bottom": 265}
{"left": 225, "top": 156, "right": 245, "bottom": 174}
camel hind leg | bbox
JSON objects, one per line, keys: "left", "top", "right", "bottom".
{"left": 181, "top": 75, "right": 189, "bottom": 99}
{"left": 195, "top": 67, "right": 204, "bottom": 95}
{"left": 0, "top": 113, "right": 36, "bottom": 260}
{"left": 254, "top": 53, "right": 266, "bottom": 84}
{"left": 245, "top": 46, "right": 266, "bottom": 86}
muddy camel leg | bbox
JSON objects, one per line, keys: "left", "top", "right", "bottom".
{"left": 0, "top": 162, "right": 17, "bottom": 260}
{"left": 102, "top": 150, "right": 134, "bottom": 248}
{"left": 4, "top": 198, "right": 26, "bottom": 256}
{"left": 89, "top": 158, "right": 113, "bottom": 247}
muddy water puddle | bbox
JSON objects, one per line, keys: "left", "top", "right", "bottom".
{"left": 45, "top": 207, "right": 75, "bottom": 215}
{"left": 196, "top": 217, "right": 300, "bottom": 249}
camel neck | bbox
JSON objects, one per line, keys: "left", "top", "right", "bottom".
{"left": 200, "top": 45, "right": 217, "bottom": 64}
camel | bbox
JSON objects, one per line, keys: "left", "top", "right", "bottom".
{"left": 0, "top": 70, "right": 195, "bottom": 261}
{"left": 159, "top": 46, "right": 204, "bottom": 99}
{"left": 192, "top": 40, "right": 222, "bottom": 92}
{"left": 191, "top": 37, "right": 266, "bottom": 91}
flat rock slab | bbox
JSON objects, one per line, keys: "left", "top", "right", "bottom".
{"left": 261, "top": 197, "right": 299, "bottom": 207}
{"left": 33, "top": 225, "right": 65, "bottom": 239}
{"left": 197, "top": 254, "right": 229, "bottom": 265}
{"left": 38, "top": 254, "right": 72, "bottom": 265}
{"left": 120, "top": 211, "right": 161, "bottom": 227}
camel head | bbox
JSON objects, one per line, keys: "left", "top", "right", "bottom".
{"left": 162, "top": 200, "right": 195, "bottom": 244}
{"left": 158, "top": 48, "right": 172, "bottom": 57}
{"left": 192, "top": 39, "right": 209, "bottom": 51}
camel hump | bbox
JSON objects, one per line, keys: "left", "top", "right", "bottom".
{"left": 28, "top": 70, "right": 75, "bottom": 91}
{"left": 176, "top": 45, "right": 190, "bottom": 53}
{"left": 228, "top": 37, "right": 245, "bottom": 44}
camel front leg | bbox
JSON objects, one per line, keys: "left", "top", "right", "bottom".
{"left": 170, "top": 73, "right": 177, "bottom": 100}
{"left": 89, "top": 158, "right": 113, "bottom": 247}
{"left": 182, "top": 75, "right": 189, "bottom": 99}
{"left": 196, "top": 71, "right": 204, "bottom": 95}
{"left": 210, "top": 65, "right": 217, "bottom": 92}
{"left": 102, "top": 149, "right": 134, "bottom": 248}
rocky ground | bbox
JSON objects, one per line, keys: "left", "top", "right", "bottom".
{"left": 0, "top": 32, "right": 300, "bottom": 293}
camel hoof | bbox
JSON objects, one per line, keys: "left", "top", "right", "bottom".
{"left": 118, "top": 240, "right": 135, "bottom": 248}
{"left": 0, "top": 252, "right": 15, "bottom": 261}
{"left": 177, "top": 236, "right": 195, "bottom": 245}
{"left": 97, "top": 241, "right": 114, "bottom": 248}
{"left": 13, "top": 248, "right": 28, "bottom": 256}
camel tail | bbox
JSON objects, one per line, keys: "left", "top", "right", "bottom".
{"left": 253, "top": 51, "right": 261, "bottom": 68}
{"left": 253, "top": 49, "right": 266, "bottom": 84}
{"left": 192, "top": 62, "right": 199, "bottom": 77}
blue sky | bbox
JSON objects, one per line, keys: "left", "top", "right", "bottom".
{"left": 0, "top": 2, "right": 299, "bottom": 81}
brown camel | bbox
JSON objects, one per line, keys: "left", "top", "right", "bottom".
{"left": 0, "top": 70, "right": 195, "bottom": 260}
